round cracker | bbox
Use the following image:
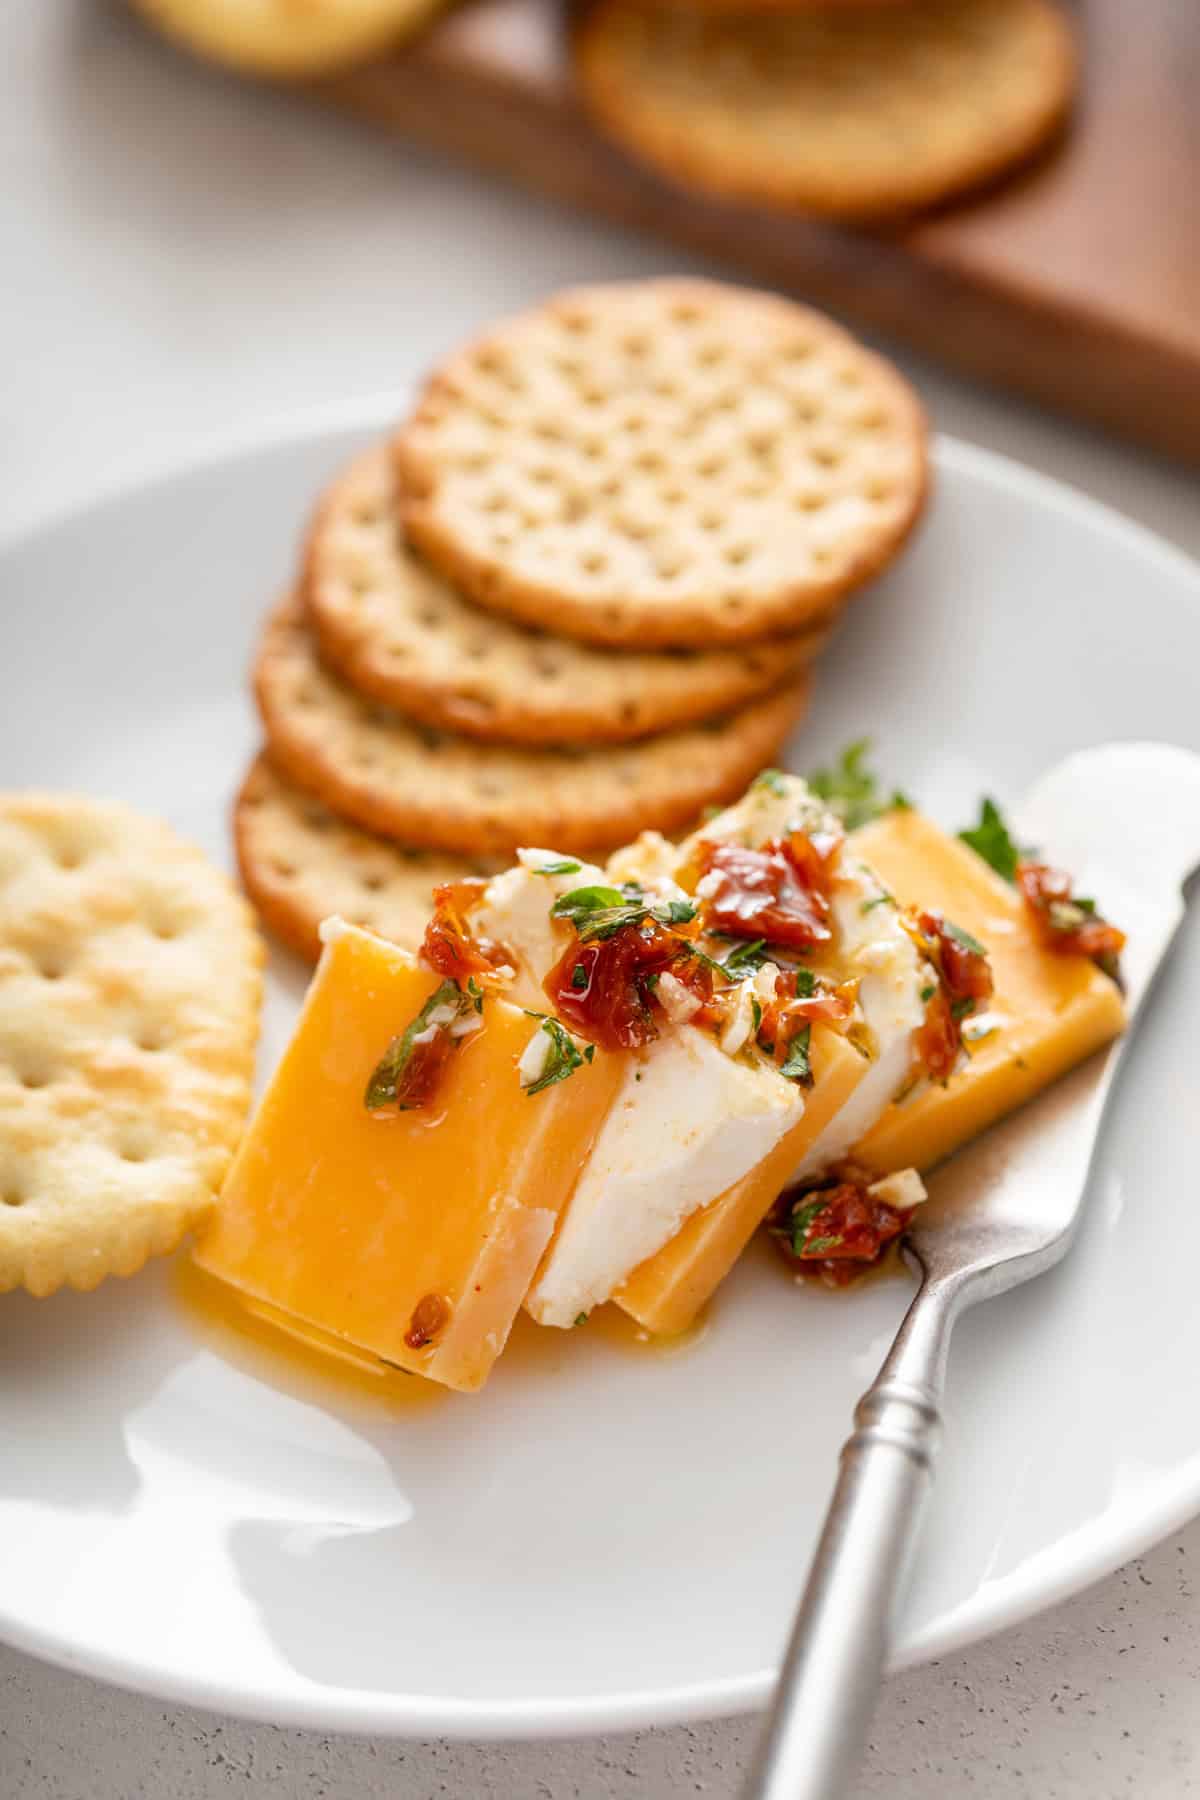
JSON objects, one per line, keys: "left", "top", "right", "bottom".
{"left": 304, "top": 445, "right": 829, "bottom": 743}
{"left": 0, "top": 794, "right": 263, "bottom": 1297}
{"left": 128, "top": 0, "right": 444, "bottom": 76}
{"left": 574, "top": 0, "right": 1076, "bottom": 220}
{"left": 254, "top": 596, "right": 811, "bottom": 853}
{"left": 236, "top": 754, "right": 508, "bottom": 963}
{"left": 395, "top": 279, "right": 928, "bottom": 647}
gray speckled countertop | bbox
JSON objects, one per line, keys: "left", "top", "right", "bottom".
{"left": 5, "top": 9, "right": 1200, "bottom": 1795}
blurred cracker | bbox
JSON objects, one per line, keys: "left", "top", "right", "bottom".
{"left": 574, "top": 0, "right": 1076, "bottom": 219}
{"left": 127, "top": 0, "right": 446, "bottom": 76}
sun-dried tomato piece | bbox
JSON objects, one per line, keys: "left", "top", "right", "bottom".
{"left": 769, "top": 1175, "right": 913, "bottom": 1286}
{"left": 1017, "top": 863, "right": 1126, "bottom": 970}
{"left": 698, "top": 830, "right": 841, "bottom": 950}
{"left": 545, "top": 918, "right": 681, "bottom": 1052}
{"left": 422, "top": 879, "right": 511, "bottom": 983}
{"left": 914, "top": 985, "right": 960, "bottom": 1084}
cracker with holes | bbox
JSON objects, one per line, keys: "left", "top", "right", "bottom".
{"left": 0, "top": 795, "right": 263, "bottom": 1297}
{"left": 574, "top": 0, "right": 1075, "bottom": 220}
{"left": 254, "top": 596, "right": 810, "bottom": 852}
{"left": 394, "top": 279, "right": 928, "bottom": 648}
{"left": 304, "top": 445, "right": 828, "bottom": 743}
{"left": 236, "top": 755, "right": 508, "bottom": 961}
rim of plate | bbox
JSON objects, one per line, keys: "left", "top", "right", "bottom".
{"left": 3, "top": 406, "right": 1200, "bottom": 1741}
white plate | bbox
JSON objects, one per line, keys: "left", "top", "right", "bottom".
{"left": 3, "top": 410, "right": 1200, "bottom": 1741}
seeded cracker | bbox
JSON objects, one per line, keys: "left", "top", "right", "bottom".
{"left": 0, "top": 795, "right": 263, "bottom": 1296}
{"left": 574, "top": 0, "right": 1076, "bottom": 221}
{"left": 254, "top": 594, "right": 811, "bottom": 853}
{"left": 395, "top": 279, "right": 928, "bottom": 647}
{"left": 236, "top": 754, "right": 508, "bottom": 962}
{"left": 304, "top": 445, "right": 829, "bottom": 744}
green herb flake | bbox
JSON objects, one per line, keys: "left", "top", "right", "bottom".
{"left": 750, "top": 996, "right": 763, "bottom": 1034}
{"left": 574, "top": 1313, "right": 589, "bottom": 1327}
{"left": 943, "top": 918, "right": 988, "bottom": 958}
{"left": 779, "top": 1023, "right": 813, "bottom": 1086}
{"left": 466, "top": 975, "right": 484, "bottom": 1015}
{"left": 807, "top": 739, "right": 911, "bottom": 832}
{"left": 950, "top": 996, "right": 977, "bottom": 1021}
{"left": 794, "top": 968, "right": 815, "bottom": 998}
{"left": 920, "top": 984, "right": 935, "bottom": 1004}
{"left": 525, "top": 1017, "right": 588, "bottom": 1097}
{"left": 550, "top": 883, "right": 695, "bottom": 943}
{"left": 365, "top": 979, "right": 464, "bottom": 1112}
{"left": 570, "top": 963, "right": 589, "bottom": 991}
{"left": 804, "top": 1235, "right": 843, "bottom": 1258}
{"left": 721, "top": 937, "right": 768, "bottom": 978}
{"left": 860, "top": 892, "right": 894, "bottom": 915}
{"left": 958, "top": 797, "right": 1020, "bottom": 883}
{"left": 531, "top": 857, "right": 583, "bottom": 877}
{"left": 753, "top": 768, "right": 789, "bottom": 797}
{"left": 785, "top": 1195, "right": 828, "bottom": 1257}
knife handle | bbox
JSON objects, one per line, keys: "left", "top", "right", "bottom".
{"left": 742, "top": 1272, "right": 956, "bottom": 1800}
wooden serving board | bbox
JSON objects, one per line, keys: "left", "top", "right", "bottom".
{"left": 313, "top": 0, "right": 1200, "bottom": 465}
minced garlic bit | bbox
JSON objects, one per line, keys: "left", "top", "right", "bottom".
{"left": 867, "top": 1168, "right": 928, "bottom": 1211}
{"left": 517, "top": 1024, "right": 553, "bottom": 1088}
{"left": 655, "top": 970, "right": 703, "bottom": 1024}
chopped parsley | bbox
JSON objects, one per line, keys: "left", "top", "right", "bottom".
{"left": 551, "top": 883, "right": 697, "bottom": 943}
{"left": 794, "top": 968, "right": 815, "bottom": 998}
{"left": 720, "top": 937, "right": 769, "bottom": 977}
{"left": 569, "top": 963, "right": 589, "bottom": 991}
{"left": 466, "top": 975, "right": 484, "bottom": 1014}
{"left": 779, "top": 1023, "right": 813, "bottom": 1086}
{"left": 365, "top": 979, "right": 470, "bottom": 1111}
{"left": 574, "top": 1313, "right": 589, "bottom": 1326}
{"left": 860, "top": 892, "right": 894, "bottom": 914}
{"left": 808, "top": 738, "right": 911, "bottom": 831}
{"left": 521, "top": 1014, "right": 595, "bottom": 1096}
{"left": 531, "top": 857, "right": 583, "bottom": 877}
{"left": 942, "top": 918, "right": 988, "bottom": 958}
{"left": 753, "top": 768, "right": 789, "bottom": 797}
{"left": 750, "top": 996, "right": 763, "bottom": 1034}
{"left": 958, "top": 797, "right": 1020, "bottom": 883}
{"left": 920, "top": 984, "right": 935, "bottom": 1003}
{"left": 950, "top": 996, "right": 977, "bottom": 1020}
{"left": 784, "top": 1195, "right": 828, "bottom": 1257}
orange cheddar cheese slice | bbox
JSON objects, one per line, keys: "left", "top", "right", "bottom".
{"left": 194, "top": 922, "right": 623, "bottom": 1391}
{"left": 615, "top": 1024, "right": 867, "bottom": 1336}
{"left": 849, "top": 809, "right": 1126, "bottom": 1175}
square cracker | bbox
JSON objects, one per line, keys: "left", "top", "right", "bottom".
{"left": 0, "top": 795, "right": 264, "bottom": 1296}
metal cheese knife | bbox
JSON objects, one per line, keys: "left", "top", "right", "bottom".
{"left": 744, "top": 743, "right": 1200, "bottom": 1800}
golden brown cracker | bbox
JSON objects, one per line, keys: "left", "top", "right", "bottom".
{"left": 395, "top": 279, "right": 928, "bottom": 647}
{"left": 0, "top": 794, "right": 263, "bottom": 1297}
{"left": 254, "top": 595, "right": 811, "bottom": 853}
{"left": 304, "top": 445, "right": 828, "bottom": 743}
{"left": 236, "top": 754, "right": 506, "bottom": 962}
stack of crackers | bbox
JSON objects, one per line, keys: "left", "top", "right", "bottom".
{"left": 238, "top": 278, "right": 929, "bottom": 962}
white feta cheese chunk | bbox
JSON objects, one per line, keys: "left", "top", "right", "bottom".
{"left": 526, "top": 1030, "right": 806, "bottom": 1327}
{"left": 680, "top": 773, "right": 838, "bottom": 856}
{"left": 791, "top": 854, "right": 927, "bottom": 1181}
{"left": 470, "top": 854, "right": 606, "bottom": 1008}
